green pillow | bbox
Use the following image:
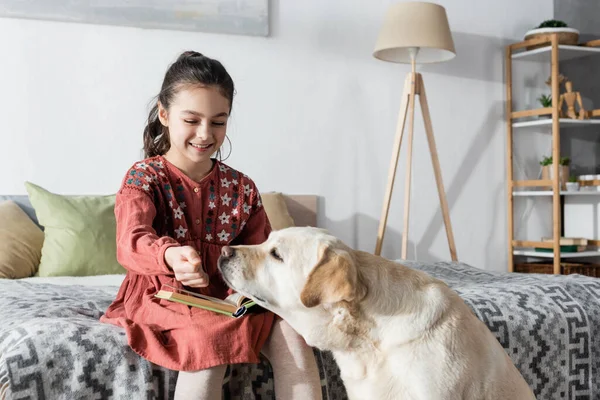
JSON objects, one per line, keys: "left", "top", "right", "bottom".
{"left": 24, "top": 182, "right": 125, "bottom": 277}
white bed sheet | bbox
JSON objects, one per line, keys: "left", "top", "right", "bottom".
{"left": 19, "top": 274, "right": 125, "bottom": 287}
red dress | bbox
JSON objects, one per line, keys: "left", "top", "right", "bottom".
{"left": 100, "top": 155, "right": 275, "bottom": 371}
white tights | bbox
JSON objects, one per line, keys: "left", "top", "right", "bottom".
{"left": 174, "top": 319, "right": 322, "bottom": 400}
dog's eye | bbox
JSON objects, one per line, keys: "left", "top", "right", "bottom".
{"left": 270, "top": 248, "right": 283, "bottom": 262}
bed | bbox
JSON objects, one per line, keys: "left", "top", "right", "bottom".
{"left": 1, "top": 194, "right": 600, "bottom": 399}
{"left": 0, "top": 194, "right": 348, "bottom": 400}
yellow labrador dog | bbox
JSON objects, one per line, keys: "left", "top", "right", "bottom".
{"left": 218, "top": 227, "right": 535, "bottom": 400}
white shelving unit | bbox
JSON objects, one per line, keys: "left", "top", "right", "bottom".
{"left": 506, "top": 35, "right": 600, "bottom": 275}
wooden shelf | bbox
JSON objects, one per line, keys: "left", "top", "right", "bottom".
{"left": 513, "top": 249, "right": 600, "bottom": 258}
{"left": 513, "top": 118, "right": 600, "bottom": 128}
{"left": 512, "top": 44, "right": 600, "bottom": 62}
{"left": 513, "top": 179, "right": 553, "bottom": 187}
{"left": 505, "top": 33, "right": 599, "bottom": 275}
{"left": 513, "top": 190, "right": 600, "bottom": 196}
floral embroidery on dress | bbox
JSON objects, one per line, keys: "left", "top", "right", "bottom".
{"left": 123, "top": 157, "right": 173, "bottom": 194}
{"left": 217, "top": 230, "right": 230, "bottom": 242}
{"left": 245, "top": 202, "right": 254, "bottom": 214}
{"left": 133, "top": 160, "right": 262, "bottom": 245}
{"left": 175, "top": 226, "right": 187, "bottom": 239}
{"left": 221, "top": 194, "right": 231, "bottom": 206}
{"left": 173, "top": 207, "right": 184, "bottom": 220}
{"left": 126, "top": 171, "right": 151, "bottom": 192}
{"left": 218, "top": 212, "right": 230, "bottom": 225}
{"left": 210, "top": 164, "right": 259, "bottom": 243}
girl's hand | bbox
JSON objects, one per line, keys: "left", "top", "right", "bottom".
{"left": 164, "top": 246, "right": 209, "bottom": 288}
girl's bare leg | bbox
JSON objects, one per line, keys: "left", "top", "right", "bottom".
{"left": 174, "top": 364, "right": 227, "bottom": 400}
{"left": 261, "top": 319, "right": 323, "bottom": 399}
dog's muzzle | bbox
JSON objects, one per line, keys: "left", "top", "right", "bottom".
{"left": 217, "top": 246, "right": 236, "bottom": 282}
{"left": 221, "top": 245, "right": 235, "bottom": 259}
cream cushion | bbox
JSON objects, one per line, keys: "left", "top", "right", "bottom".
{"left": 261, "top": 192, "right": 295, "bottom": 230}
{"left": 0, "top": 200, "right": 44, "bottom": 278}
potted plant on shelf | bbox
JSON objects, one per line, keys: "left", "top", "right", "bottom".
{"left": 537, "top": 94, "right": 552, "bottom": 118}
{"left": 524, "top": 20, "right": 579, "bottom": 50}
{"left": 566, "top": 176, "right": 580, "bottom": 191}
{"left": 540, "top": 155, "right": 571, "bottom": 189}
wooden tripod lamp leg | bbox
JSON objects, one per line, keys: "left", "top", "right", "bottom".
{"left": 374, "top": 74, "right": 412, "bottom": 256}
{"left": 417, "top": 74, "right": 458, "bottom": 261}
{"left": 401, "top": 72, "right": 418, "bottom": 259}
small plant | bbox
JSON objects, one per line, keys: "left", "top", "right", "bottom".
{"left": 539, "top": 156, "right": 571, "bottom": 166}
{"left": 537, "top": 20, "right": 568, "bottom": 29}
{"left": 568, "top": 176, "right": 578, "bottom": 183}
{"left": 538, "top": 94, "right": 552, "bottom": 107}
{"left": 540, "top": 156, "right": 553, "bottom": 166}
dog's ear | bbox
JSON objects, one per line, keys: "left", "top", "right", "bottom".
{"left": 300, "top": 247, "right": 362, "bottom": 308}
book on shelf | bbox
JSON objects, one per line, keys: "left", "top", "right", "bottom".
{"left": 154, "top": 285, "right": 257, "bottom": 318}
{"left": 541, "top": 237, "right": 588, "bottom": 246}
{"left": 535, "top": 245, "right": 587, "bottom": 253}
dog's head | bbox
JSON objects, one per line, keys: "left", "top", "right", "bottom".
{"left": 217, "top": 227, "right": 365, "bottom": 320}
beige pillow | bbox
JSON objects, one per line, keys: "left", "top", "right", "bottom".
{"left": 0, "top": 200, "right": 44, "bottom": 278}
{"left": 261, "top": 192, "right": 295, "bottom": 230}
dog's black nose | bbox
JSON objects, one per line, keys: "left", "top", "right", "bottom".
{"left": 221, "top": 246, "right": 234, "bottom": 258}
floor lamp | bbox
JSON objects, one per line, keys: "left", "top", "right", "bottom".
{"left": 373, "top": 2, "right": 458, "bottom": 261}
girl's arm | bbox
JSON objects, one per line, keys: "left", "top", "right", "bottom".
{"left": 115, "top": 188, "right": 179, "bottom": 275}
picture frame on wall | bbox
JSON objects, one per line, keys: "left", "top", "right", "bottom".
{"left": 0, "top": 0, "right": 269, "bottom": 37}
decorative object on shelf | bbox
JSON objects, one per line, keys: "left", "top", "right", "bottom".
{"left": 515, "top": 261, "right": 600, "bottom": 277}
{"left": 540, "top": 156, "right": 570, "bottom": 189}
{"left": 588, "top": 109, "right": 600, "bottom": 119}
{"left": 579, "top": 175, "right": 600, "bottom": 191}
{"left": 545, "top": 73, "right": 566, "bottom": 88}
{"left": 524, "top": 20, "right": 579, "bottom": 50}
{"left": 566, "top": 176, "right": 580, "bottom": 191}
{"left": 372, "top": 1, "right": 457, "bottom": 261}
{"left": 537, "top": 94, "right": 552, "bottom": 118}
{"left": 583, "top": 39, "right": 600, "bottom": 48}
{"left": 558, "top": 80, "right": 588, "bottom": 119}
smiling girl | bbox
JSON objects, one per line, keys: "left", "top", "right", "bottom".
{"left": 101, "top": 51, "right": 322, "bottom": 400}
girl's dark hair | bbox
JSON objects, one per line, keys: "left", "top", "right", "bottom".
{"left": 143, "top": 51, "right": 235, "bottom": 158}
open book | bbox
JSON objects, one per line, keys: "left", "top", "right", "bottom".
{"left": 155, "top": 285, "right": 257, "bottom": 318}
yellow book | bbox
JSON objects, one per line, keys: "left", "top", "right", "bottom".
{"left": 154, "top": 285, "right": 257, "bottom": 318}
{"left": 541, "top": 237, "right": 588, "bottom": 246}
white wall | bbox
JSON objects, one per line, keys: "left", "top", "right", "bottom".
{"left": 0, "top": 0, "right": 553, "bottom": 272}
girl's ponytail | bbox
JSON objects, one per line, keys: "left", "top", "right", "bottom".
{"left": 143, "top": 103, "right": 170, "bottom": 158}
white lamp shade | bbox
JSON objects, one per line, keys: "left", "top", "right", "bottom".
{"left": 373, "top": 2, "right": 456, "bottom": 64}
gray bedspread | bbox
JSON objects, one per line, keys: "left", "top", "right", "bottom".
{"left": 1, "top": 261, "right": 599, "bottom": 399}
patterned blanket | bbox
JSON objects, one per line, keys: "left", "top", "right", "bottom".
{"left": 1, "top": 261, "right": 599, "bottom": 399}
